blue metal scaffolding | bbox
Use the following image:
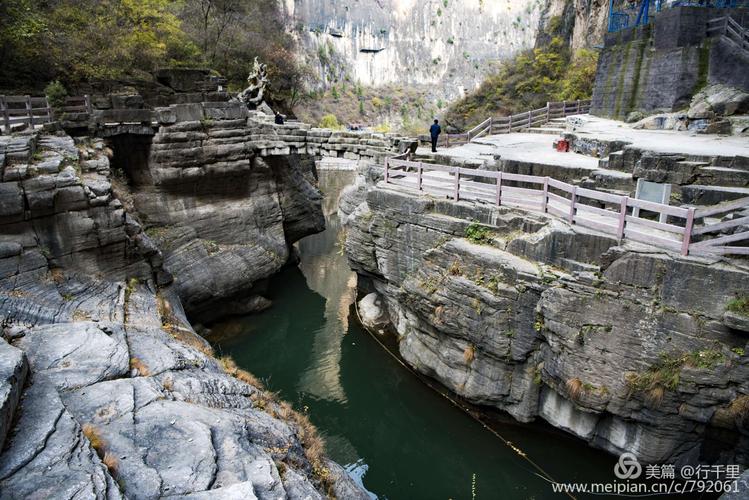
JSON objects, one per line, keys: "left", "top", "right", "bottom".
{"left": 608, "top": 0, "right": 749, "bottom": 33}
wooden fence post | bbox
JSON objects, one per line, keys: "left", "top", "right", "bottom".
{"left": 562, "top": 100, "right": 567, "bottom": 117}
{"left": 576, "top": 100, "right": 581, "bottom": 114}
{"left": 546, "top": 102, "right": 550, "bottom": 122}
{"left": 527, "top": 110, "right": 532, "bottom": 129}
{"left": 617, "top": 197, "right": 628, "bottom": 243}
{"left": 496, "top": 172, "right": 502, "bottom": 206}
{"left": 25, "top": 95, "right": 33, "bottom": 128}
{"left": 45, "top": 97, "right": 52, "bottom": 123}
{"left": 489, "top": 117, "right": 493, "bottom": 135}
{"left": 453, "top": 167, "right": 460, "bottom": 202}
{"left": 682, "top": 208, "right": 695, "bottom": 256}
{"left": 542, "top": 177, "right": 549, "bottom": 213}
{"left": 508, "top": 114, "right": 512, "bottom": 133}
{"left": 0, "top": 96, "right": 9, "bottom": 134}
{"left": 568, "top": 186, "right": 577, "bottom": 223}
{"left": 384, "top": 158, "right": 390, "bottom": 184}
{"left": 418, "top": 162, "right": 424, "bottom": 191}
{"left": 85, "top": 94, "right": 93, "bottom": 115}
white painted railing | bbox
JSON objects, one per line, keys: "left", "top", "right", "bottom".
{"left": 383, "top": 158, "right": 749, "bottom": 257}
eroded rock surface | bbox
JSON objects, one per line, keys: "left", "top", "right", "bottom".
{"left": 342, "top": 163, "right": 749, "bottom": 466}
{"left": 0, "top": 131, "right": 368, "bottom": 498}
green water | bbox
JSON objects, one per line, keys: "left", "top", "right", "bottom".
{"left": 211, "top": 171, "right": 619, "bottom": 499}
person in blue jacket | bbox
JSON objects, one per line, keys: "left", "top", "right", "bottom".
{"left": 430, "top": 119, "right": 442, "bottom": 153}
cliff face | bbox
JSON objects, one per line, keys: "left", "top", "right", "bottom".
{"left": 341, "top": 165, "right": 749, "bottom": 466}
{"left": 286, "top": 0, "right": 542, "bottom": 99}
{"left": 536, "top": 0, "right": 608, "bottom": 51}
{"left": 0, "top": 124, "right": 368, "bottom": 498}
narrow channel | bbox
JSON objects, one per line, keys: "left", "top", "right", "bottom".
{"left": 210, "top": 170, "right": 617, "bottom": 499}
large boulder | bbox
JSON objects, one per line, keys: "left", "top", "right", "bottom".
{"left": 689, "top": 84, "right": 749, "bottom": 119}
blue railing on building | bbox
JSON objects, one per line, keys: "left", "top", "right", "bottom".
{"left": 608, "top": 0, "right": 749, "bottom": 33}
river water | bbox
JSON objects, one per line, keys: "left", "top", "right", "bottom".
{"left": 210, "top": 170, "right": 618, "bottom": 499}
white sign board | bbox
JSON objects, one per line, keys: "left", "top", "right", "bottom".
{"left": 634, "top": 179, "right": 672, "bottom": 223}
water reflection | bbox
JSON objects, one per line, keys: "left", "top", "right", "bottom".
{"left": 296, "top": 170, "right": 357, "bottom": 404}
{"left": 211, "top": 168, "right": 619, "bottom": 499}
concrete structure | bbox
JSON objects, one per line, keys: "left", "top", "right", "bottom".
{"left": 591, "top": 6, "right": 749, "bottom": 119}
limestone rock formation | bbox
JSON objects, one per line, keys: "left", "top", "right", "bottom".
{"left": 0, "top": 130, "right": 368, "bottom": 498}
{"left": 286, "top": 0, "right": 542, "bottom": 99}
{"left": 342, "top": 163, "right": 749, "bottom": 466}
{"left": 0, "top": 339, "right": 26, "bottom": 451}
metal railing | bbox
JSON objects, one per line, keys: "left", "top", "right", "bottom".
{"left": 383, "top": 158, "right": 749, "bottom": 257}
{"left": 608, "top": 0, "right": 749, "bottom": 34}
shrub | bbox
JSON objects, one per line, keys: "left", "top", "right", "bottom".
{"left": 727, "top": 296, "right": 749, "bottom": 316}
{"left": 44, "top": 80, "right": 68, "bottom": 111}
{"left": 319, "top": 114, "right": 340, "bottom": 129}
{"left": 464, "top": 223, "right": 493, "bottom": 245}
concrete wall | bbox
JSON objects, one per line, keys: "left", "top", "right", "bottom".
{"left": 590, "top": 7, "right": 749, "bottom": 119}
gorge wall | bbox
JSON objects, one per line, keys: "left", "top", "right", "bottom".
{"left": 0, "top": 104, "right": 377, "bottom": 498}
{"left": 285, "top": 0, "right": 542, "bottom": 100}
{"left": 341, "top": 164, "right": 749, "bottom": 467}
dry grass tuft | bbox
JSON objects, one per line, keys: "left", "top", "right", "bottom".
{"left": 290, "top": 411, "right": 329, "bottom": 483}
{"left": 433, "top": 305, "right": 445, "bottom": 325}
{"left": 220, "top": 355, "right": 239, "bottom": 375}
{"left": 727, "top": 395, "right": 749, "bottom": 423}
{"left": 157, "top": 293, "right": 214, "bottom": 357}
{"left": 82, "top": 423, "right": 106, "bottom": 452}
{"left": 566, "top": 377, "right": 584, "bottom": 400}
{"left": 162, "top": 376, "right": 174, "bottom": 392}
{"left": 130, "top": 357, "right": 151, "bottom": 377}
{"left": 49, "top": 268, "right": 65, "bottom": 284}
{"left": 463, "top": 345, "right": 476, "bottom": 364}
{"left": 448, "top": 260, "right": 463, "bottom": 276}
{"left": 646, "top": 386, "right": 665, "bottom": 407}
{"left": 102, "top": 452, "right": 119, "bottom": 474}
{"left": 235, "top": 369, "right": 264, "bottom": 389}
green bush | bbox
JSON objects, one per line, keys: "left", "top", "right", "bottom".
{"left": 445, "top": 38, "right": 599, "bottom": 131}
{"left": 319, "top": 114, "right": 341, "bottom": 129}
{"left": 44, "top": 80, "right": 67, "bottom": 110}
{"left": 465, "top": 223, "right": 493, "bottom": 245}
{"left": 727, "top": 296, "right": 749, "bottom": 316}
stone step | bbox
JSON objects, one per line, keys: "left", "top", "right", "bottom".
{"left": 582, "top": 168, "right": 636, "bottom": 193}
{"left": 527, "top": 127, "right": 565, "bottom": 135}
{"left": 695, "top": 166, "right": 749, "bottom": 187}
{"left": 680, "top": 184, "right": 749, "bottom": 205}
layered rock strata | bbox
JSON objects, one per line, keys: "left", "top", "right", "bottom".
{"left": 108, "top": 102, "right": 396, "bottom": 323}
{"left": 0, "top": 131, "right": 368, "bottom": 498}
{"left": 342, "top": 163, "right": 749, "bottom": 466}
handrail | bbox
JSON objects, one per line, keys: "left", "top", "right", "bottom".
{"left": 383, "top": 158, "right": 749, "bottom": 257}
{"left": 442, "top": 99, "right": 591, "bottom": 146}
{"left": 707, "top": 15, "right": 749, "bottom": 56}
{"left": 1, "top": 94, "right": 94, "bottom": 133}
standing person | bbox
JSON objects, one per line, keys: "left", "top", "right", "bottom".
{"left": 430, "top": 119, "right": 442, "bottom": 153}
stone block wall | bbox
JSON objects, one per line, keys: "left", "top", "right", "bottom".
{"left": 591, "top": 6, "right": 749, "bottom": 119}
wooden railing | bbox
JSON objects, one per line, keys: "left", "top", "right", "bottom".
{"left": 383, "top": 158, "right": 749, "bottom": 257}
{"left": 0, "top": 95, "right": 53, "bottom": 134}
{"left": 0, "top": 94, "right": 94, "bottom": 133}
{"left": 438, "top": 100, "right": 591, "bottom": 147}
{"left": 708, "top": 15, "right": 749, "bottom": 55}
